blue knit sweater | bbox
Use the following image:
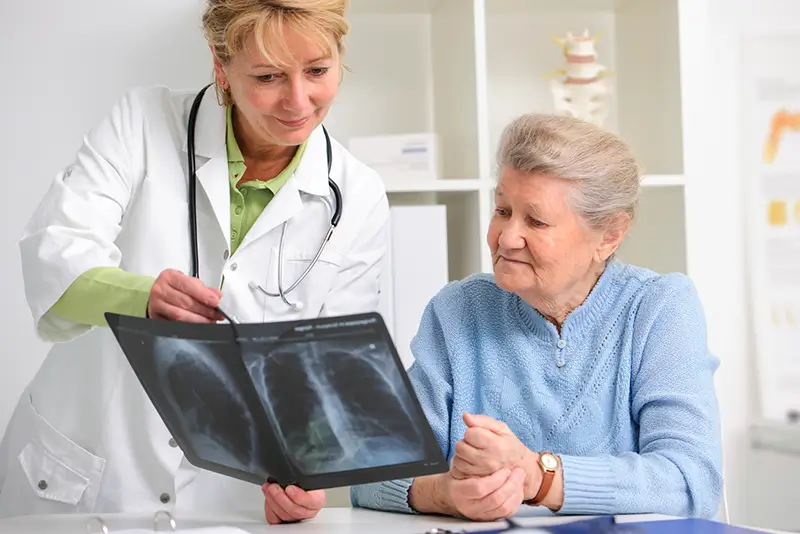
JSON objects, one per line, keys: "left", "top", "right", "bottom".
{"left": 351, "top": 260, "right": 723, "bottom": 518}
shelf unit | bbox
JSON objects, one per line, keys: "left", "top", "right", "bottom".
{"left": 324, "top": 0, "right": 700, "bottom": 284}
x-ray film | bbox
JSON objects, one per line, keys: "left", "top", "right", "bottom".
{"left": 105, "top": 312, "right": 447, "bottom": 490}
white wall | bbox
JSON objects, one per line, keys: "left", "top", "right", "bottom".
{"left": 0, "top": 0, "right": 211, "bottom": 434}
{"left": 703, "top": 0, "right": 800, "bottom": 529}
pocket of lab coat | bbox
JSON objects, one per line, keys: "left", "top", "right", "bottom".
{"left": 0, "top": 395, "right": 106, "bottom": 516}
{"left": 262, "top": 247, "right": 342, "bottom": 320}
{"left": 18, "top": 441, "right": 89, "bottom": 505}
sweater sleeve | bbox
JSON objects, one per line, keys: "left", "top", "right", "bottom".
{"left": 350, "top": 289, "right": 456, "bottom": 513}
{"left": 557, "top": 275, "right": 723, "bottom": 519}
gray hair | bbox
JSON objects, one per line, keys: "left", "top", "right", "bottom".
{"left": 495, "top": 113, "right": 642, "bottom": 229}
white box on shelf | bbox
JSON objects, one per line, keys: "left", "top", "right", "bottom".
{"left": 348, "top": 133, "right": 441, "bottom": 182}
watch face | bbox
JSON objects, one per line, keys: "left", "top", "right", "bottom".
{"left": 541, "top": 453, "right": 559, "bottom": 470}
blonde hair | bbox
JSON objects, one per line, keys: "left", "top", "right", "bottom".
{"left": 496, "top": 113, "right": 643, "bottom": 229}
{"left": 202, "top": 0, "right": 350, "bottom": 106}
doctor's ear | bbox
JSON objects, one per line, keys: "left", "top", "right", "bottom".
{"left": 210, "top": 45, "right": 229, "bottom": 88}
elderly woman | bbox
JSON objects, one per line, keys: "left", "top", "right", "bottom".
{"left": 1, "top": 0, "right": 387, "bottom": 525}
{"left": 351, "top": 114, "right": 723, "bottom": 521}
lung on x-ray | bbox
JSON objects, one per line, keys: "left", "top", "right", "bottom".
{"left": 105, "top": 312, "right": 447, "bottom": 490}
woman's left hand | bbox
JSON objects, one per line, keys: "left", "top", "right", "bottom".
{"left": 262, "top": 483, "right": 325, "bottom": 525}
{"left": 451, "top": 413, "right": 532, "bottom": 480}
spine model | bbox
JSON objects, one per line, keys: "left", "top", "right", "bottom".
{"left": 547, "top": 29, "right": 611, "bottom": 127}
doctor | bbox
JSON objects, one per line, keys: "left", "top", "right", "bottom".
{"left": 0, "top": 0, "right": 388, "bottom": 524}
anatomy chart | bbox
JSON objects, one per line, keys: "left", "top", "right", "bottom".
{"left": 742, "top": 37, "right": 800, "bottom": 423}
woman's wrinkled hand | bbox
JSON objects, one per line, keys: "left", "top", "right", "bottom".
{"left": 443, "top": 466, "right": 526, "bottom": 521}
{"left": 262, "top": 483, "right": 325, "bottom": 525}
{"left": 451, "top": 413, "right": 531, "bottom": 479}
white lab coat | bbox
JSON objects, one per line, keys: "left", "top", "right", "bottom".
{"left": 0, "top": 86, "right": 389, "bottom": 518}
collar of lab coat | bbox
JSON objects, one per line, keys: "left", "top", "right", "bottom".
{"left": 291, "top": 125, "right": 330, "bottom": 197}
{"left": 183, "top": 87, "right": 330, "bottom": 198}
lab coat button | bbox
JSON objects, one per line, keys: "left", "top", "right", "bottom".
{"left": 38, "top": 480, "right": 47, "bottom": 490}
{"left": 223, "top": 249, "right": 229, "bottom": 260}
{"left": 160, "top": 493, "right": 171, "bottom": 504}
{"left": 168, "top": 438, "right": 178, "bottom": 448}
{"left": 230, "top": 263, "right": 238, "bottom": 271}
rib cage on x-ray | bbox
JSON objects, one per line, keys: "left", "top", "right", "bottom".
{"left": 243, "top": 336, "right": 427, "bottom": 475}
{"left": 149, "top": 332, "right": 427, "bottom": 479}
{"left": 152, "top": 337, "right": 268, "bottom": 477}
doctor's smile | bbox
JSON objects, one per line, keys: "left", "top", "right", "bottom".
{"left": 276, "top": 116, "right": 311, "bottom": 129}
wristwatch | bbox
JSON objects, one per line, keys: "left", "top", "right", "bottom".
{"left": 525, "top": 451, "right": 560, "bottom": 506}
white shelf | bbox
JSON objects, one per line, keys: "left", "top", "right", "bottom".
{"left": 642, "top": 174, "right": 685, "bottom": 187}
{"left": 327, "top": 0, "right": 482, "bottom": 181}
{"left": 381, "top": 175, "right": 683, "bottom": 194}
{"left": 332, "top": 0, "right": 697, "bottom": 293}
{"left": 750, "top": 421, "right": 800, "bottom": 456}
{"left": 348, "top": 0, "right": 629, "bottom": 14}
{"left": 383, "top": 178, "right": 484, "bottom": 194}
{"left": 348, "top": 0, "right": 440, "bottom": 14}
{"left": 483, "top": 0, "right": 684, "bottom": 177}
{"left": 487, "top": 0, "right": 628, "bottom": 12}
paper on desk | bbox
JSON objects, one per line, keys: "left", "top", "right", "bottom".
{"left": 110, "top": 527, "right": 250, "bottom": 534}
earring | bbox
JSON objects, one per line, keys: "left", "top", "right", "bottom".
{"left": 214, "top": 78, "right": 230, "bottom": 106}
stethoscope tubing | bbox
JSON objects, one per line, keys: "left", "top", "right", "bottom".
{"left": 185, "top": 83, "right": 341, "bottom": 311}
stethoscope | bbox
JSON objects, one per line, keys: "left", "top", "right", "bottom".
{"left": 186, "top": 83, "right": 342, "bottom": 312}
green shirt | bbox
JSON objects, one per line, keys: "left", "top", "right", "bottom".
{"left": 48, "top": 106, "right": 306, "bottom": 326}
{"left": 226, "top": 105, "right": 306, "bottom": 254}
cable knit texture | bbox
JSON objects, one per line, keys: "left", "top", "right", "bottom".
{"left": 351, "top": 260, "right": 723, "bottom": 518}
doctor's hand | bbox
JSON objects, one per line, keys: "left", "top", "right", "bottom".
{"left": 147, "top": 269, "right": 224, "bottom": 323}
{"left": 262, "top": 483, "right": 325, "bottom": 524}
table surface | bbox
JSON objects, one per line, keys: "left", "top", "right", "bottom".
{"left": 0, "top": 507, "right": 785, "bottom": 534}
{"left": 0, "top": 507, "right": 700, "bottom": 534}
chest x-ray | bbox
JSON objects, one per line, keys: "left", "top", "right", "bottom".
{"left": 243, "top": 333, "right": 430, "bottom": 475}
{"left": 106, "top": 312, "right": 447, "bottom": 489}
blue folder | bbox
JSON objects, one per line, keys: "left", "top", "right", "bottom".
{"left": 620, "top": 519, "right": 766, "bottom": 534}
{"left": 452, "top": 516, "right": 765, "bottom": 534}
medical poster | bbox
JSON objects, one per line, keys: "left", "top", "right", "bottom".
{"left": 742, "top": 37, "right": 800, "bottom": 423}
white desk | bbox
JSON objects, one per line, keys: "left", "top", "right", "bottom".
{"left": 0, "top": 508, "right": 683, "bottom": 534}
{"left": 0, "top": 507, "right": 787, "bottom": 534}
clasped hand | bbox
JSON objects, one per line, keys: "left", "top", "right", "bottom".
{"left": 442, "top": 413, "right": 540, "bottom": 521}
